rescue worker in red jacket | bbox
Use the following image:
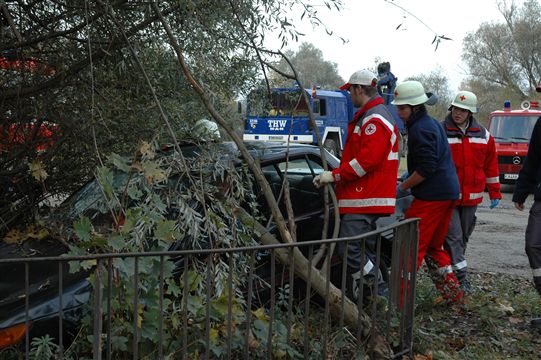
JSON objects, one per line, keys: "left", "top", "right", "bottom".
{"left": 442, "top": 91, "right": 502, "bottom": 293}
{"left": 313, "top": 69, "right": 399, "bottom": 301}
{"left": 393, "top": 81, "right": 464, "bottom": 305}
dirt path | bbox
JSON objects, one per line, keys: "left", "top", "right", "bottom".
{"left": 467, "top": 186, "right": 532, "bottom": 278}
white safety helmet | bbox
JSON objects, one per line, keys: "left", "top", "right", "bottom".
{"left": 339, "top": 69, "right": 378, "bottom": 91}
{"left": 449, "top": 90, "right": 478, "bottom": 113}
{"left": 194, "top": 118, "right": 220, "bottom": 140}
{"left": 391, "top": 81, "right": 429, "bottom": 106}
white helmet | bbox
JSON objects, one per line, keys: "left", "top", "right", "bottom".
{"left": 391, "top": 81, "right": 429, "bottom": 106}
{"left": 450, "top": 90, "right": 477, "bottom": 113}
{"left": 194, "top": 118, "right": 220, "bottom": 139}
{"left": 340, "top": 69, "right": 377, "bottom": 90}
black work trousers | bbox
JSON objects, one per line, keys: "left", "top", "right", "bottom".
{"left": 526, "top": 201, "right": 541, "bottom": 295}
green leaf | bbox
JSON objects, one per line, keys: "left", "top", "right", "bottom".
{"left": 81, "top": 259, "right": 97, "bottom": 270}
{"left": 107, "top": 233, "right": 125, "bottom": 251}
{"left": 109, "top": 152, "right": 132, "bottom": 173}
{"left": 127, "top": 186, "right": 143, "bottom": 200}
{"left": 96, "top": 166, "right": 115, "bottom": 199}
{"left": 152, "top": 193, "right": 167, "bottom": 213}
{"left": 73, "top": 216, "right": 92, "bottom": 241}
{"left": 115, "top": 257, "right": 135, "bottom": 277}
{"left": 252, "top": 319, "right": 269, "bottom": 343}
{"left": 121, "top": 208, "right": 141, "bottom": 233}
{"left": 187, "top": 295, "right": 204, "bottom": 315}
{"left": 155, "top": 220, "right": 177, "bottom": 241}
{"left": 110, "top": 335, "right": 128, "bottom": 351}
{"left": 142, "top": 160, "right": 166, "bottom": 183}
{"left": 182, "top": 271, "right": 202, "bottom": 292}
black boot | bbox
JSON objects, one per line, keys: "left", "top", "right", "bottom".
{"left": 460, "top": 277, "right": 472, "bottom": 294}
{"left": 531, "top": 317, "right": 541, "bottom": 329}
{"left": 455, "top": 269, "right": 472, "bottom": 294}
{"left": 345, "top": 266, "right": 362, "bottom": 302}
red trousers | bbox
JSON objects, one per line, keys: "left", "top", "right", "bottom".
{"left": 405, "top": 198, "right": 455, "bottom": 270}
{"left": 402, "top": 198, "right": 463, "bottom": 305}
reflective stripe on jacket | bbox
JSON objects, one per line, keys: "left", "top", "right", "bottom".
{"left": 442, "top": 115, "right": 502, "bottom": 206}
{"left": 332, "top": 96, "right": 399, "bottom": 214}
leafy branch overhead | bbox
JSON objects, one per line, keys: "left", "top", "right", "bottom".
{"left": 0, "top": 0, "right": 343, "bottom": 234}
{"left": 385, "top": 0, "right": 452, "bottom": 51}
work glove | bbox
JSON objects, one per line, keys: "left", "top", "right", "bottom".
{"left": 490, "top": 198, "right": 500, "bottom": 209}
{"left": 313, "top": 171, "right": 334, "bottom": 188}
{"left": 396, "top": 183, "right": 411, "bottom": 198}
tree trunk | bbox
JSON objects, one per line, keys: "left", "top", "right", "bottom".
{"left": 234, "top": 207, "right": 392, "bottom": 359}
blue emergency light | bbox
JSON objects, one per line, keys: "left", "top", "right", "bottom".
{"left": 503, "top": 100, "right": 511, "bottom": 110}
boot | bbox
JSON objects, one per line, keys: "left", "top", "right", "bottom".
{"left": 532, "top": 317, "right": 541, "bottom": 329}
{"left": 460, "top": 277, "right": 472, "bottom": 294}
{"left": 434, "top": 272, "right": 464, "bottom": 305}
{"left": 346, "top": 266, "right": 388, "bottom": 306}
{"left": 345, "top": 266, "right": 362, "bottom": 302}
{"left": 455, "top": 269, "right": 471, "bottom": 294}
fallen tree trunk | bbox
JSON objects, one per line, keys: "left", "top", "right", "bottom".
{"left": 148, "top": 4, "right": 393, "bottom": 357}
{"left": 234, "top": 206, "right": 392, "bottom": 359}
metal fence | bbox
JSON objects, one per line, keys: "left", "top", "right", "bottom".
{"left": 0, "top": 218, "right": 418, "bottom": 359}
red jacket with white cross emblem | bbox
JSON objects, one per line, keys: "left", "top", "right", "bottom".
{"left": 442, "top": 115, "right": 502, "bottom": 206}
{"left": 331, "top": 97, "right": 399, "bottom": 215}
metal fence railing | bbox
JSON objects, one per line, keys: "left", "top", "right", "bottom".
{"left": 0, "top": 218, "right": 418, "bottom": 359}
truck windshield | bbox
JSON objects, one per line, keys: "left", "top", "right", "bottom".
{"left": 247, "top": 90, "right": 310, "bottom": 117}
{"left": 489, "top": 115, "right": 539, "bottom": 142}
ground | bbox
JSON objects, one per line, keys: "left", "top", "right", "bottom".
{"left": 467, "top": 186, "right": 530, "bottom": 279}
{"left": 410, "top": 186, "right": 541, "bottom": 359}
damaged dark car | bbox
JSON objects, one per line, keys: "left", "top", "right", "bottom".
{"left": 0, "top": 141, "right": 412, "bottom": 354}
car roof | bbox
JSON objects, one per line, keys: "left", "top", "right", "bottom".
{"left": 162, "top": 140, "right": 337, "bottom": 165}
{"left": 243, "top": 140, "right": 326, "bottom": 158}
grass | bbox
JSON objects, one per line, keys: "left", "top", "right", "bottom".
{"left": 412, "top": 269, "right": 541, "bottom": 359}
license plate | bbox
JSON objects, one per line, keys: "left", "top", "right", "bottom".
{"left": 504, "top": 173, "right": 519, "bottom": 180}
{"left": 268, "top": 136, "right": 283, "bottom": 141}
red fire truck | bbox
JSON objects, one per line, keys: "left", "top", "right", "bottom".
{"left": 1, "top": 54, "right": 57, "bottom": 153}
{"left": 488, "top": 99, "right": 541, "bottom": 184}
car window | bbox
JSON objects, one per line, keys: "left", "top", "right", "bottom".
{"left": 269, "top": 157, "right": 325, "bottom": 215}
{"left": 277, "top": 157, "right": 324, "bottom": 175}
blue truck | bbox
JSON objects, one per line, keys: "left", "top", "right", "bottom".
{"left": 242, "top": 71, "right": 404, "bottom": 157}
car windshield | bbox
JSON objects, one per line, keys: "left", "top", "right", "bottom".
{"left": 489, "top": 115, "right": 539, "bottom": 142}
{"left": 247, "top": 89, "right": 310, "bottom": 117}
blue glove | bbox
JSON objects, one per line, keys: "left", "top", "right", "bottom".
{"left": 490, "top": 198, "right": 500, "bottom": 209}
{"left": 396, "top": 183, "right": 411, "bottom": 198}
{"left": 399, "top": 171, "right": 409, "bottom": 181}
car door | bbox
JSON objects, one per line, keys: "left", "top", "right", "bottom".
{"left": 261, "top": 155, "right": 335, "bottom": 243}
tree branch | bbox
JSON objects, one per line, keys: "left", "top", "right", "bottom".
{"left": 0, "top": 0, "right": 22, "bottom": 42}
{"left": 0, "top": 3, "right": 179, "bottom": 101}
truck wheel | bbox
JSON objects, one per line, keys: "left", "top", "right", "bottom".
{"left": 324, "top": 138, "right": 339, "bottom": 157}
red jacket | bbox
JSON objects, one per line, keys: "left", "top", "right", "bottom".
{"left": 442, "top": 115, "right": 502, "bottom": 206}
{"left": 331, "top": 97, "right": 399, "bottom": 214}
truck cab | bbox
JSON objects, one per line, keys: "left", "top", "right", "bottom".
{"left": 488, "top": 100, "right": 541, "bottom": 183}
{"left": 242, "top": 87, "right": 354, "bottom": 156}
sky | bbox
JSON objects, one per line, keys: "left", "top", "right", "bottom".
{"left": 272, "top": 0, "right": 528, "bottom": 92}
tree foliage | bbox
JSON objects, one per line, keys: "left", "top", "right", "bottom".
{"left": 0, "top": 0, "right": 342, "bottom": 233}
{"left": 1, "top": 0, "right": 394, "bottom": 357}
{"left": 407, "top": 67, "right": 453, "bottom": 121}
{"left": 461, "top": 0, "right": 541, "bottom": 119}
{"left": 268, "top": 42, "right": 344, "bottom": 89}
